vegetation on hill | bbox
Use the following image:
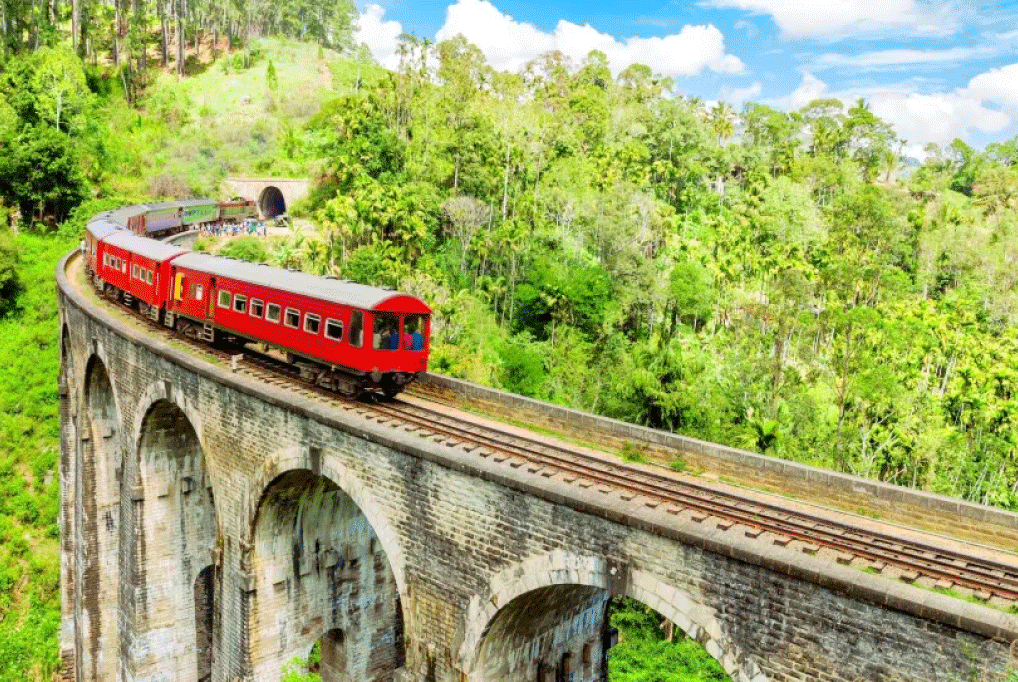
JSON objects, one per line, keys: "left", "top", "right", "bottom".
{"left": 1, "top": 18, "right": 1018, "bottom": 680}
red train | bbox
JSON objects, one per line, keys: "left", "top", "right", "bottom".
{"left": 84, "top": 205, "right": 431, "bottom": 397}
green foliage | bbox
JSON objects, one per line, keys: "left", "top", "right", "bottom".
{"left": 281, "top": 656, "right": 321, "bottom": 682}
{"left": 0, "top": 230, "right": 21, "bottom": 318}
{"left": 609, "top": 599, "right": 730, "bottom": 681}
{"left": 0, "top": 230, "right": 73, "bottom": 679}
{"left": 0, "top": 125, "right": 88, "bottom": 224}
{"left": 220, "top": 236, "right": 269, "bottom": 263}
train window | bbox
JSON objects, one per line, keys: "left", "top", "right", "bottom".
{"left": 373, "top": 313, "right": 400, "bottom": 351}
{"left": 284, "top": 307, "right": 300, "bottom": 328}
{"left": 146, "top": 270, "right": 153, "bottom": 284}
{"left": 349, "top": 311, "right": 364, "bottom": 348}
{"left": 189, "top": 283, "right": 197, "bottom": 298}
{"left": 325, "top": 319, "right": 343, "bottom": 341}
{"left": 233, "top": 295, "right": 247, "bottom": 314}
{"left": 405, "top": 314, "right": 427, "bottom": 351}
{"left": 218, "top": 290, "right": 231, "bottom": 308}
{"left": 132, "top": 264, "right": 139, "bottom": 279}
{"left": 195, "top": 284, "right": 203, "bottom": 301}
{"left": 304, "top": 314, "right": 321, "bottom": 335}
{"left": 266, "top": 303, "right": 281, "bottom": 323}
{"left": 250, "top": 299, "right": 264, "bottom": 318}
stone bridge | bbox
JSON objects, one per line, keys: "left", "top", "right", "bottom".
{"left": 57, "top": 251, "right": 1018, "bottom": 682}
{"left": 223, "top": 177, "right": 311, "bottom": 219}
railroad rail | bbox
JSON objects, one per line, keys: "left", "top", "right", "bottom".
{"left": 71, "top": 258, "right": 1018, "bottom": 608}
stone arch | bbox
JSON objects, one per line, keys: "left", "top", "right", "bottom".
{"left": 248, "top": 462, "right": 405, "bottom": 681}
{"left": 458, "top": 551, "right": 765, "bottom": 682}
{"left": 123, "top": 397, "right": 219, "bottom": 681}
{"left": 258, "top": 186, "right": 286, "bottom": 218}
{"left": 77, "top": 353, "right": 125, "bottom": 682}
{"left": 246, "top": 446, "right": 408, "bottom": 599}
{"left": 130, "top": 380, "right": 207, "bottom": 461}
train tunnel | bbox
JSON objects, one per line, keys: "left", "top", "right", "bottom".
{"left": 259, "top": 186, "right": 286, "bottom": 219}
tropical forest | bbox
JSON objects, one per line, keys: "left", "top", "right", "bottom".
{"left": 1, "top": 0, "right": 1018, "bottom": 678}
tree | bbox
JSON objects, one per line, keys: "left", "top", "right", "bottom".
{"left": 0, "top": 229, "right": 20, "bottom": 318}
{"left": 0, "top": 125, "right": 88, "bottom": 224}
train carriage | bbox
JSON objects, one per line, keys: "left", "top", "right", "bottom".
{"left": 180, "top": 199, "right": 220, "bottom": 229}
{"left": 85, "top": 218, "right": 120, "bottom": 276}
{"left": 142, "top": 202, "right": 184, "bottom": 235}
{"left": 106, "top": 206, "right": 147, "bottom": 234}
{"left": 167, "top": 253, "right": 431, "bottom": 395}
{"left": 101, "top": 232, "right": 188, "bottom": 319}
{"left": 219, "top": 199, "right": 258, "bottom": 224}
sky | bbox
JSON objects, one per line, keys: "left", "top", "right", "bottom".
{"left": 351, "top": 1, "right": 1018, "bottom": 157}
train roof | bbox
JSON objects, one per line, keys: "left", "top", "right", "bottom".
{"left": 86, "top": 219, "right": 121, "bottom": 240}
{"left": 103, "top": 231, "right": 190, "bottom": 262}
{"left": 178, "top": 198, "right": 218, "bottom": 207}
{"left": 145, "top": 201, "right": 181, "bottom": 211}
{"left": 107, "top": 207, "right": 142, "bottom": 228}
{"left": 172, "top": 252, "right": 432, "bottom": 313}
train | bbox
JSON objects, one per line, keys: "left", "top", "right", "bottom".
{"left": 83, "top": 200, "right": 431, "bottom": 398}
{"left": 93, "top": 198, "right": 259, "bottom": 238}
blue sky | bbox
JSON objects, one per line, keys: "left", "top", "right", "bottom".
{"left": 354, "top": 1, "right": 1018, "bottom": 155}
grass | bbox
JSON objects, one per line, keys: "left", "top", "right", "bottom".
{"left": 0, "top": 231, "right": 76, "bottom": 681}
{"left": 106, "top": 37, "right": 373, "bottom": 199}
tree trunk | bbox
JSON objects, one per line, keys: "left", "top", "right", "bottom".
{"left": 161, "top": 6, "right": 169, "bottom": 68}
{"left": 176, "top": 0, "right": 184, "bottom": 77}
{"left": 72, "top": 0, "right": 81, "bottom": 56}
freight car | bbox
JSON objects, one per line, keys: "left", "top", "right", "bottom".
{"left": 83, "top": 202, "right": 431, "bottom": 397}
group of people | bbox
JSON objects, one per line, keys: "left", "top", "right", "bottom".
{"left": 197, "top": 220, "right": 267, "bottom": 238}
{"left": 374, "top": 320, "right": 424, "bottom": 351}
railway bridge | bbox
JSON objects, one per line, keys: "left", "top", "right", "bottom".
{"left": 57, "top": 250, "right": 1018, "bottom": 682}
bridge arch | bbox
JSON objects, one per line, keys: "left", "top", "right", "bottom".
{"left": 258, "top": 186, "right": 286, "bottom": 219}
{"left": 247, "top": 461, "right": 405, "bottom": 681}
{"left": 123, "top": 396, "right": 219, "bottom": 681}
{"left": 78, "top": 353, "right": 125, "bottom": 682}
{"left": 246, "top": 446, "right": 408, "bottom": 598}
{"left": 458, "top": 551, "right": 764, "bottom": 682}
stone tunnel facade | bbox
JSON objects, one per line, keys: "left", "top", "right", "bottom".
{"left": 58, "top": 255, "right": 1018, "bottom": 682}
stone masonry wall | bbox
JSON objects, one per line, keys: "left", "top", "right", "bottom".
{"left": 58, "top": 253, "right": 1018, "bottom": 682}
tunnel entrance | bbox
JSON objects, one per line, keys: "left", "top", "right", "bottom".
{"left": 258, "top": 186, "right": 286, "bottom": 219}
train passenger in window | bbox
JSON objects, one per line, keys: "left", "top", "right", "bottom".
{"left": 406, "top": 316, "right": 425, "bottom": 351}
{"left": 374, "top": 314, "right": 400, "bottom": 350}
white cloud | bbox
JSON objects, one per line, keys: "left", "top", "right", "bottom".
{"left": 780, "top": 71, "right": 829, "bottom": 110}
{"left": 966, "top": 63, "right": 1018, "bottom": 115}
{"left": 706, "top": 0, "right": 956, "bottom": 39}
{"left": 869, "top": 91, "right": 1009, "bottom": 149}
{"left": 769, "top": 70, "right": 1012, "bottom": 153}
{"left": 435, "top": 0, "right": 744, "bottom": 77}
{"left": 719, "top": 81, "right": 762, "bottom": 104}
{"left": 814, "top": 46, "right": 990, "bottom": 71}
{"left": 355, "top": 4, "right": 404, "bottom": 70}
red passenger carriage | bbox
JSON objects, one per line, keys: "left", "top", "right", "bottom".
{"left": 167, "top": 254, "right": 431, "bottom": 396}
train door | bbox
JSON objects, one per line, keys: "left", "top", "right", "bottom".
{"left": 207, "top": 277, "right": 217, "bottom": 319}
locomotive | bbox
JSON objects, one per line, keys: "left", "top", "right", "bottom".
{"left": 84, "top": 200, "right": 431, "bottom": 397}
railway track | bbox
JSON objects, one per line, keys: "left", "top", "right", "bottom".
{"left": 77, "top": 261, "right": 1018, "bottom": 606}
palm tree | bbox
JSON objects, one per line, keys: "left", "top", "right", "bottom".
{"left": 710, "top": 102, "right": 736, "bottom": 146}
